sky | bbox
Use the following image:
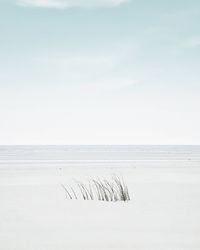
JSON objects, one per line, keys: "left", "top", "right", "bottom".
{"left": 0, "top": 0, "right": 200, "bottom": 145}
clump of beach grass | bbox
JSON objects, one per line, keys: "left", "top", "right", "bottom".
{"left": 61, "top": 176, "right": 130, "bottom": 202}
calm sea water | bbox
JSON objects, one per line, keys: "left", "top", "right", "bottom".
{"left": 0, "top": 145, "right": 200, "bottom": 170}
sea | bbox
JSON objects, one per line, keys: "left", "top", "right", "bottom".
{"left": 0, "top": 145, "right": 200, "bottom": 171}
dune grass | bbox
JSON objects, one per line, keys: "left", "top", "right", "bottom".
{"left": 61, "top": 176, "right": 130, "bottom": 202}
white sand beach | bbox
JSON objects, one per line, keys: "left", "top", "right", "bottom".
{"left": 0, "top": 146, "right": 200, "bottom": 250}
{"left": 1, "top": 0, "right": 200, "bottom": 248}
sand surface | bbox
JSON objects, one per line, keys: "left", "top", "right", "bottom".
{"left": 0, "top": 146, "right": 200, "bottom": 250}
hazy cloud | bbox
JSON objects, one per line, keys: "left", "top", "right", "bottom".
{"left": 17, "top": 0, "right": 129, "bottom": 8}
{"left": 182, "top": 36, "right": 200, "bottom": 48}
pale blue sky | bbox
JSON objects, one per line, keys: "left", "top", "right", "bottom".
{"left": 0, "top": 0, "right": 200, "bottom": 144}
